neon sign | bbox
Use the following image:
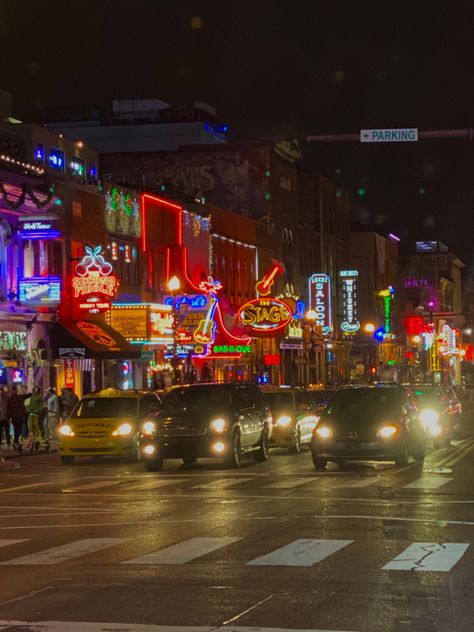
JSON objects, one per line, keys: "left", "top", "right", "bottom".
{"left": 309, "top": 274, "right": 332, "bottom": 335}
{"left": 19, "top": 278, "right": 61, "bottom": 304}
{"left": 0, "top": 332, "right": 27, "bottom": 352}
{"left": 238, "top": 298, "right": 292, "bottom": 337}
{"left": 72, "top": 246, "right": 118, "bottom": 314}
{"left": 212, "top": 344, "right": 252, "bottom": 355}
{"left": 18, "top": 216, "right": 60, "bottom": 239}
{"left": 339, "top": 270, "right": 360, "bottom": 334}
{"left": 378, "top": 286, "right": 395, "bottom": 334}
{"left": 255, "top": 261, "right": 283, "bottom": 296}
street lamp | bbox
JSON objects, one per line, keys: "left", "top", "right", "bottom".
{"left": 363, "top": 322, "right": 375, "bottom": 334}
{"left": 304, "top": 309, "right": 318, "bottom": 386}
{"left": 168, "top": 276, "right": 181, "bottom": 384}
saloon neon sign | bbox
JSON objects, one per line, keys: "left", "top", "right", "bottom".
{"left": 72, "top": 246, "right": 118, "bottom": 314}
{"left": 238, "top": 298, "right": 292, "bottom": 337}
{"left": 309, "top": 274, "right": 332, "bottom": 335}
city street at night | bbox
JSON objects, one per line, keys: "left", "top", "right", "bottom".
{"left": 1, "top": 414, "right": 474, "bottom": 632}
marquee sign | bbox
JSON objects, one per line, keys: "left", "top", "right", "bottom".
{"left": 309, "top": 274, "right": 332, "bottom": 335}
{"left": 238, "top": 297, "right": 292, "bottom": 337}
{"left": 339, "top": 270, "right": 360, "bottom": 334}
{"left": 72, "top": 246, "right": 118, "bottom": 314}
{"left": 18, "top": 216, "right": 60, "bottom": 239}
{"left": 19, "top": 277, "right": 61, "bottom": 305}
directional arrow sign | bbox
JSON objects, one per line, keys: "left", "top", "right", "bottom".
{"left": 360, "top": 128, "right": 418, "bottom": 143}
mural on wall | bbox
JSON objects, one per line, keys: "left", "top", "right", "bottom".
{"left": 105, "top": 185, "right": 141, "bottom": 236}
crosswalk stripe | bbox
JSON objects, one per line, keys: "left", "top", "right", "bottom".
{"left": 403, "top": 476, "right": 453, "bottom": 489}
{"left": 341, "top": 478, "right": 379, "bottom": 488}
{"left": 0, "top": 623, "right": 358, "bottom": 632}
{"left": 383, "top": 542, "right": 470, "bottom": 572}
{"left": 263, "top": 478, "right": 316, "bottom": 489}
{"left": 130, "top": 479, "right": 190, "bottom": 490}
{"left": 67, "top": 480, "right": 126, "bottom": 491}
{"left": 123, "top": 536, "right": 242, "bottom": 565}
{"left": 192, "top": 478, "right": 251, "bottom": 490}
{"left": 247, "top": 538, "right": 353, "bottom": 567}
{"left": 0, "top": 539, "right": 28, "bottom": 548}
{"left": 0, "top": 538, "right": 126, "bottom": 565}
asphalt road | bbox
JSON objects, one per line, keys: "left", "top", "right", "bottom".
{"left": 1, "top": 415, "right": 474, "bottom": 632}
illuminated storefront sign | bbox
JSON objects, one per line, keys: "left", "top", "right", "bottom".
{"left": 441, "top": 324, "right": 457, "bottom": 355}
{"left": 108, "top": 304, "right": 173, "bottom": 344}
{"left": 72, "top": 246, "right": 118, "bottom": 314}
{"left": 212, "top": 344, "right": 252, "bottom": 355}
{"left": 0, "top": 331, "right": 27, "bottom": 352}
{"left": 309, "top": 273, "right": 332, "bottom": 335}
{"left": 164, "top": 293, "right": 218, "bottom": 356}
{"left": 430, "top": 338, "right": 441, "bottom": 372}
{"left": 404, "top": 277, "right": 430, "bottom": 288}
{"left": 18, "top": 216, "right": 60, "bottom": 239}
{"left": 238, "top": 298, "right": 292, "bottom": 337}
{"left": 378, "top": 287, "right": 395, "bottom": 335}
{"left": 18, "top": 278, "right": 61, "bottom": 305}
{"left": 339, "top": 270, "right": 360, "bottom": 334}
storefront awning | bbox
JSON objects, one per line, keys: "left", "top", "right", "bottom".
{"left": 52, "top": 319, "right": 142, "bottom": 360}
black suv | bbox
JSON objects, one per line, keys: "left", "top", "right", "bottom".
{"left": 310, "top": 385, "right": 426, "bottom": 470}
{"left": 138, "top": 383, "right": 272, "bottom": 470}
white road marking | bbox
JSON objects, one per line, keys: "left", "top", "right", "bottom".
{"left": 263, "top": 478, "right": 316, "bottom": 489}
{"left": 192, "top": 478, "right": 252, "bottom": 490}
{"left": 123, "top": 536, "right": 241, "bottom": 565}
{"left": 383, "top": 542, "right": 470, "bottom": 572}
{"left": 130, "top": 479, "right": 190, "bottom": 489}
{"left": 341, "top": 478, "right": 379, "bottom": 488}
{"left": 0, "top": 539, "right": 28, "bottom": 548}
{"left": 0, "top": 624, "right": 356, "bottom": 632}
{"left": 403, "top": 476, "right": 453, "bottom": 489}
{"left": 0, "top": 538, "right": 126, "bottom": 565}
{"left": 247, "top": 538, "right": 353, "bottom": 567}
{"left": 66, "top": 480, "right": 127, "bottom": 491}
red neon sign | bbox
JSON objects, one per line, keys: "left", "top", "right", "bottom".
{"left": 238, "top": 298, "right": 292, "bottom": 338}
{"left": 71, "top": 246, "right": 118, "bottom": 314}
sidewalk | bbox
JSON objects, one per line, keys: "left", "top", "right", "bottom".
{"left": 0, "top": 440, "right": 58, "bottom": 459}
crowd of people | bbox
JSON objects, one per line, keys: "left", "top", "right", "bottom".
{"left": 0, "top": 385, "right": 79, "bottom": 453}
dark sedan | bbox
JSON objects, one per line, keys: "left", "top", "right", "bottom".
{"left": 310, "top": 386, "right": 426, "bottom": 470}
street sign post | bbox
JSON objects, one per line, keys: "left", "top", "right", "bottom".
{"left": 360, "top": 128, "right": 418, "bottom": 143}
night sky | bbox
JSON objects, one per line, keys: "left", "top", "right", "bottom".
{"left": 1, "top": 1, "right": 472, "bottom": 271}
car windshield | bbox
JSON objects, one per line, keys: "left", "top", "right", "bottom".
{"left": 412, "top": 387, "right": 440, "bottom": 405}
{"left": 311, "top": 390, "right": 334, "bottom": 405}
{"left": 72, "top": 397, "right": 138, "bottom": 418}
{"left": 264, "top": 392, "right": 294, "bottom": 410}
{"left": 162, "top": 386, "right": 232, "bottom": 410}
{"left": 325, "top": 389, "right": 401, "bottom": 422}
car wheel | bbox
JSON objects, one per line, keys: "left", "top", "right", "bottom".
{"left": 395, "top": 442, "right": 409, "bottom": 467}
{"left": 183, "top": 457, "right": 197, "bottom": 465}
{"left": 60, "top": 455, "right": 75, "bottom": 465}
{"left": 254, "top": 427, "right": 270, "bottom": 462}
{"left": 289, "top": 428, "right": 302, "bottom": 454}
{"left": 143, "top": 457, "right": 164, "bottom": 472}
{"left": 312, "top": 453, "right": 327, "bottom": 471}
{"left": 412, "top": 438, "right": 426, "bottom": 462}
{"left": 224, "top": 431, "right": 242, "bottom": 468}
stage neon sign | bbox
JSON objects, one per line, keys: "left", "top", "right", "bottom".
{"left": 238, "top": 297, "right": 292, "bottom": 337}
{"left": 72, "top": 246, "right": 118, "bottom": 314}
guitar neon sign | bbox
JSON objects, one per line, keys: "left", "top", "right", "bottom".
{"left": 72, "top": 246, "right": 118, "bottom": 314}
{"left": 255, "top": 261, "right": 283, "bottom": 296}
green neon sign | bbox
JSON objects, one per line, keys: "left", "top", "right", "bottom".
{"left": 212, "top": 345, "right": 252, "bottom": 354}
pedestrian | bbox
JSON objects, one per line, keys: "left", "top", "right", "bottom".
{"left": 0, "top": 386, "right": 10, "bottom": 449}
{"left": 26, "top": 385, "right": 44, "bottom": 450}
{"left": 7, "top": 385, "right": 27, "bottom": 452}
{"left": 45, "top": 387, "right": 59, "bottom": 439}
{"left": 60, "top": 387, "right": 79, "bottom": 421}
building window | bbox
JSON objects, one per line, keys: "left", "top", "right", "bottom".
{"left": 48, "top": 148, "right": 65, "bottom": 171}
{"left": 72, "top": 201, "right": 82, "bottom": 218}
{"left": 34, "top": 143, "right": 45, "bottom": 163}
{"left": 70, "top": 156, "right": 85, "bottom": 178}
{"left": 108, "top": 240, "right": 138, "bottom": 284}
{"left": 21, "top": 239, "right": 63, "bottom": 278}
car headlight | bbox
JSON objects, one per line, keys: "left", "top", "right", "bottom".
{"left": 112, "top": 422, "right": 133, "bottom": 436}
{"left": 275, "top": 415, "right": 292, "bottom": 427}
{"left": 142, "top": 420, "right": 157, "bottom": 436}
{"left": 315, "top": 426, "right": 332, "bottom": 439}
{"left": 428, "top": 424, "right": 442, "bottom": 437}
{"left": 58, "top": 424, "right": 75, "bottom": 437}
{"left": 420, "top": 409, "right": 439, "bottom": 429}
{"left": 210, "top": 418, "right": 227, "bottom": 433}
{"left": 377, "top": 424, "right": 398, "bottom": 439}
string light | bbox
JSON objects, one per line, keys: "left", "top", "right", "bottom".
{"left": 0, "top": 153, "right": 45, "bottom": 175}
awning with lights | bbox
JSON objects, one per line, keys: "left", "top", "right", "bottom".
{"left": 52, "top": 319, "right": 141, "bottom": 360}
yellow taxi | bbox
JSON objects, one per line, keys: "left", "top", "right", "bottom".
{"left": 58, "top": 388, "right": 161, "bottom": 464}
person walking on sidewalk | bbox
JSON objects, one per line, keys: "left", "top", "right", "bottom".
{"left": 60, "top": 387, "right": 79, "bottom": 422}
{"left": 0, "top": 387, "right": 10, "bottom": 449}
{"left": 26, "top": 386, "right": 44, "bottom": 451}
{"left": 7, "top": 385, "right": 27, "bottom": 452}
{"left": 45, "top": 387, "right": 59, "bottom": 439}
